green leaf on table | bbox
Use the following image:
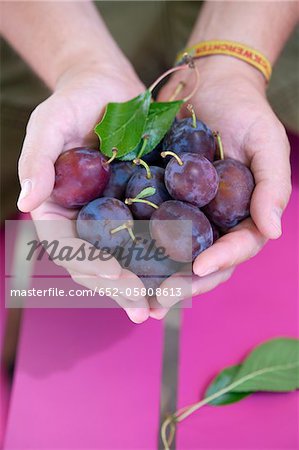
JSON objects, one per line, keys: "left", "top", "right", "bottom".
{"left": 135, "top": 187, "right": 156, "bottom": 199}
{"left": 204, "top": 365, "right": 251, "bottom": 406}
{"left": 94, "top": 90, "right": 151, "bottom": 158}
{"left": 120, "top": 100, "right": 182, "bottom": 161}
{"left": 204, "top": 338, "right": 299, "bottom": 408}
{"left": 231, "top": 337, "right": 299, "bottom": 392}
{"left": 166, "top": 338, "right": 299, "bottom": 438}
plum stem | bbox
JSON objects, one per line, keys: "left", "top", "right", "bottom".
{"left": 161, "top": 415, "right": 176, "bottom": 450}
{"left": 149, "top": 65, "right": 189, "bottom": 94}
{"left": 126, "top": 227, "right": 136, "bottom": 242}
{"left": 181, "top": 58, "right": 200, "bottom": 103}
{"left": 168, "top": 81, "right": 186, "bottom": 101}
{"left": 149, "top": 53, "right": 198, "bottom": 99}
{"left": 161, "top": 360, "right": 256, "bottom": 449}
{"left": 161, "top": 151, "right": 183, "bottom": 166}
{"left": 213, "top": 131, "right": 224, "bottom": 160}
{"left": 137, "top": 135, "right": 149, "bottom": 159}
{"left": 125, "top": 198, "right": 159, "bottom": 210}
{"left": 187, "top": 104, "right": 197, "bottom": 128}
{"left": 105, "top": 148, "right": 118, "bottom": 165}
{"left": 110, "top": 223, "right": 135, "bottom": 242}
{"left": 133, "top": 158, "right": 152, "bottom": 179}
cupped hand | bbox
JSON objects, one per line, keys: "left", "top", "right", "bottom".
{"left": 156, "top": 56, "right": 291, "bottom": 310}
{"left": 17, "top": 60, "right": 151, "bottom": 323}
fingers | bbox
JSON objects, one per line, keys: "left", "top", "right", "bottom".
{"left": 115, "top": 269, "right": 148, "bottom": 302}
{"left": 57, "top": 237, "right": 123, "bottom": 280}
{"left": 17, "top": 97, "right": 65, "bottom": 212}
{"left": 156, "top": 267, "right": 235, "bottom": 308}
{"left": 69, "top": 269, "right": 150, "bottom": 323}
{"left": 146, "top": 219, "right": 265, "bottom": 311}
{"left": 69, "top": 268, "right": 149, "bottom": 305}
{"left": 156, "top": 272, "right": 193, "bottom": 308}
{"left": 248, "top": 120, "right": 292, "bottom": 239}
{"left": 34, "top": 215, "right": 150, "bottom": 323}
{"left": 148, "top": 296, "right": 169, "bottom": 320}
{"left": 193, "top": 218, "right": 266, "bottom": 277}
{"left": 123, "top": 306, "right": 150, "bottom": 324}
{"left": 191, "top": 267, "right": 235, "bottom": 297}
{"left": 32, "top": 217, "right": 123, "bottom": 279}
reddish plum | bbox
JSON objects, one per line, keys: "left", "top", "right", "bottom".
{"left": 164, "top": 153, "right": 218, "bottom": 207}
{"left": 203, "top": 158, "right": 255, "bottom": 229}
{"left": 53, "top": 148, "right": 110, "bottom": 208}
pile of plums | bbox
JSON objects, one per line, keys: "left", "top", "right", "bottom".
{"left": 52, "top": 116, "right": 255, "bottom": 287}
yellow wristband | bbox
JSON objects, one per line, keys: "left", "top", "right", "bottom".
{"left": 176, "top": 40, "right": 272, "bottom": 82}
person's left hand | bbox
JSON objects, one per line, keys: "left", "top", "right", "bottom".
{"left": 154, "top": 56, "right": 291, "bottom": 312}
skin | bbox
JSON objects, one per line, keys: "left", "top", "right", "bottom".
{"left": 2, "top": 1, "right": 298, "bottom": 322}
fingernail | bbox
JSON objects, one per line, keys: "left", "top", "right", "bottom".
{"left": 17, "top": 179, "right": 32, "bottom": 205}
{"left": 271, "top": 208, "right": 282, "bottom": 237}
{"left": 196, "top": 266, "right": 219, "bottom": 277}
{"left": 99, "top": 272, "right": 120, "bottom": 280}
{"left": 149, "top": 308, "right": 169, "bottom": 320}
{"left": 124, "top": 295, "right": 142, "bottom": 302}
{"left": 126, "top": 308, "right": 149, "bottom": 323}
{"left": 192, "top": 281, "right": 200, "bottom": 295}
{"left": 157, "top": 296, "right": 179, "bottom": 309}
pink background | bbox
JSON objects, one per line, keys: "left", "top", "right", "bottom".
{"left": 2, "top": 137, "right": 298, "bottom": 449}
{"left": 177, "top": 137, "right": 299, "bottom": 449}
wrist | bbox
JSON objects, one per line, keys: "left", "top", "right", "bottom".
{"left": 179, "top": 55, "right": 267, "bottom": 98}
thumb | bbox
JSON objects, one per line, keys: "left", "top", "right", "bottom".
{"left": 17, "top": 98, "right": 65, "bottom": 212}
{"left": 249, "top": 120, "right": 292, "bottom": 239}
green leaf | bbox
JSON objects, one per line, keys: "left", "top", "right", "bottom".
{"left": 120, "top": 100, "right": 182, "bottom": 161}
{"left": 231, "top": 337, "right": 299, "bottom": 392}
{"left": 169, "top": 338, "right": 299, "bottom": 431}
{"left": 94, "top": 91, "right": 151, "bottom": 158}
{"left": 135, "top": 187, "right": 156, "bottom": 199}
{"left": 140, "top": 101, "right": 183, "bottom": 156}
{"left": 204, "top": 365, "right": 251, "bottom": 406}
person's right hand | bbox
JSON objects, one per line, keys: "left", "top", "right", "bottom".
{"left": 17, "top": 59, "right": 151, "bottom": 323}
{"left": 155, "top": 56, "right": 291, "bottom": 312}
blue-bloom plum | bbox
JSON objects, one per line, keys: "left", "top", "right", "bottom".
{"left": 102, "top": 161, "right": 138, "bottom": 200}
{"left": 149, "top": 200, "right": 213, "bottom": 262}
{"left": 163, "top": 117, "right": 216, "bottom": 162}
{"left": 76, "top": 197, "right": 134, "bottom": 252}
{"left": 125, "top": 166, "right": 171, "bottom": 219}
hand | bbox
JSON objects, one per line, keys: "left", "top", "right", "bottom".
{"left": 17, "top": 60, "right": 151, "bottom": 323}
{"left": 156, "top": 56, "right": 291, "bottom": 310}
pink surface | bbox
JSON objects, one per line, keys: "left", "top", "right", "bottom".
{"left": 177, "top": 139, "right": 299, "bottom": 449}
{"left": 4, "top": 309, "right": 163, "bottom": 449}
{"left": 2, "top": 141, "right": 299, "bottom": 449}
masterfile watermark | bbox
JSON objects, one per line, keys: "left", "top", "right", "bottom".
{"left": 5, "top": 219, "right": 193, "bottom": 308}
{"left": 25, "top": 236, "right": 170, "bottom": 266}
